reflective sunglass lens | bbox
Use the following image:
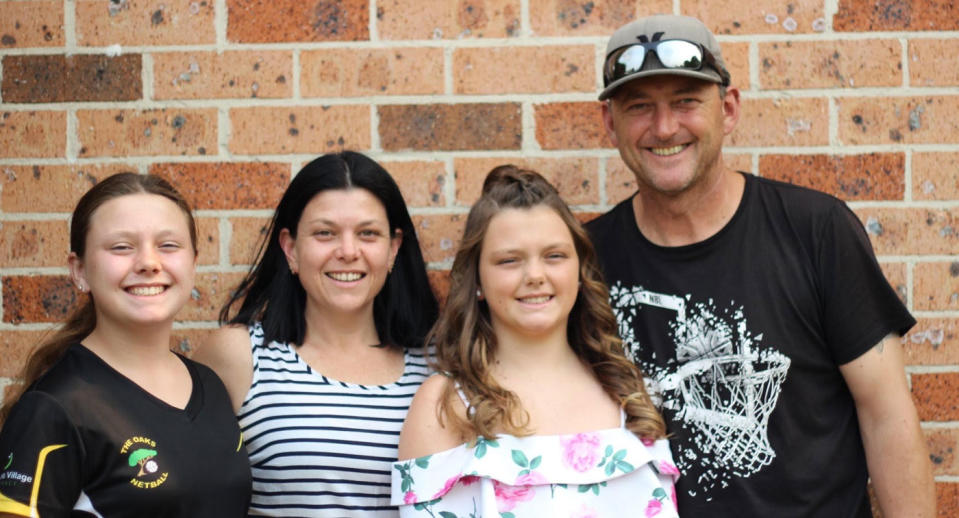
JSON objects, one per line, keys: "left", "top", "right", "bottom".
{"left": 655, "top": 40, "right": 704, "bottom": 69}
{"left": 616, "top": 45, "right": 647, "bottom": 76}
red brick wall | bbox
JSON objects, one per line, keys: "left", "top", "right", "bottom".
{"left": 1, "top": 1, "right": 957, "bottom": 513}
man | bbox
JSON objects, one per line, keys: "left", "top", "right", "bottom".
{"left": 585, "top": 14, "right": 935, "bottom": 517}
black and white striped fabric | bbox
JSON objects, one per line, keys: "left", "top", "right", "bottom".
{"left": 239, "top": 322, "right": 430, "bottom": 517}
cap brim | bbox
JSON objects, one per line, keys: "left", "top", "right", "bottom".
{"left": 598, "top": 68, "right": 723, "bottom": 101}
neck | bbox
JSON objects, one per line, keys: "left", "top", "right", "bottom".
{"left": 632, "top": 167, "right": 745, "bottom": 247}
{"left": 81, "top": 320, "right": 176, "bottom": 367}
{"left": 302, "top": 303, "right": 380, "bottom": 350}
{"left": 490, "top": 326, "right": 578, "bottom": 375}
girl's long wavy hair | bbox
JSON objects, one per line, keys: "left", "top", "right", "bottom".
{"left": 0, "top": 173, "right": 198, "bottom": 427}
{"left": 429, "top": 165, "right": 666, "bottom": 441}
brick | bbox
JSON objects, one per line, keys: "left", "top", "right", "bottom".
{"left": 379, "top": 104, "right": 521, "bottom": 152}
{"left": 835, "top": 0, "right": 959, "bottom": 32}
{"left": 377, "top": 0, "right": 520, "bottom": 40}
{"left": 77, "top": 109, "right": 216, "bottom": 157}
{"left": 913, "top": 153, "right": 959, "bottom": 201}
{"left": 722, "top": 42, "right": 750, "bottom": 92}
{"left": 853, "top": 208, "right": 959, "bottom": 256}
{"left": 0, "top": 164, "right": 129, "bottom": 213}
{"left": 413, "top": 214, "right": 466, "bottom": 264}
{"left": 228, "top": 0, "right": 368, "bottom": 43}
{"left": 728, "top": 98, "right": 829, "bottom": 147}
{"left": 938, "top": 483, "right": 959, "bottom": 518}
{"left": 914, "top": 262, "right": 959, "bottom": 311}
{"left": 912, "top": 372, "right": 959, "bottom": 421}
{"left": 229, "top": 217, "right": 271, "bottom": 266}
{"left": 170, "top": 327, "right": 215, "bottom": 356}
{"left": 530, "top": 0, "right": 669, "bottom": 36}
{"left": 0, "top": 1, "right": 64, "bottom": 48}
{"left": 904, "top": 318, "right": 959, "bottom": 365}
{"left": 194, "top": 217, "right": 219, "bottom": 266}
{"left": 758, "top": 153, "right": 905, "bottom": 201}
{"left": 453, "top": 46, "right": 594, "bottom": 95}
{"left": 924, "top": 428, "right": 958, "bottom": 476}
{"left": 453, "top": 157, "right": 600, "bottom": 206}
{"left": 759, "top": 40, "right": 901, "bottom": 89}
{"left": 153, "top": 51, "right": 292, "bottom": 100}
{"left": 0, "top": 111, "right": 66, "bottom": 158}
{"left": 909, "top": 40, "right": 959, "bottom": 86}
{"left": 150, "top": 162, "right": 290, "bottom": 210}
{"left": 0, "top": 221, "right": 70, "bottom": 268}
{"left": 178, "top": 271, "right": 246, "bottom": 321}
{"left": 427, "top": 269, "right": 451, "bottom": 306}
{"left": 535, "top": 102, "right": 611, "bottom": 150}
{"left": 840, "top": 96, "right": 959, "bottom": 145}
{"left": 301, "top": 48, "right": 443, "bottom": 97}
{"left": 2, "top": 275, "right": 78, "bottom": 324}
{"left": 381, "top": 161, "right": 447, "bottom": 208}
{"left": 76, "top": 0, "right": 215, "bottom": 46}
{"left": 683, "top": 0, "right": 825, "bottom": 35}
{"left": 878, "top": 262, "right": 908, "bottom": 306}
{"left": 606, "top": 154, "right": 752, "bottom": 207}
{"left": 0, "top": 329, "right": 48, "bottom": 377}
{"left": 230, "top": 106, "right": 370, "bottom": 154}
{"left": 2, "top": 55, "right": 142, "bottom": 103}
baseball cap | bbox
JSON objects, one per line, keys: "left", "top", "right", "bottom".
{"left": 599, "top": 14, "right": 730, "bottom": 101}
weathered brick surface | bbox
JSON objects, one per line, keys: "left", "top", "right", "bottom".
{"left": 839, "top": 96, "right": 959, "bottom": 145}
{"left": 412, "top": 214, "right": 466, "bottom": 264}
{"left": 453, "top": 46, "right": 594, "bottom": 95}
{"left": 913, "top": 152, "right": 959, "bottom": 201}
{"left": 77, "top": 109, "right": 216, "bottom": 157}
{"left": 914, "top": 262, "right": 959, "bottom": 311}
{"left": 0, "top": 164, "right": 128, "bottom": 213}
{"left": 759, "top": 40, "right": 901, "bottom": 89}
{"left": 170, "top": 328, "right": 214, "bottom": 356}
{"left": 535, "top": 102, "right": 611, "bottom": 150}
{"left": 453, "top": 157, "right": 600, "bottom": 206}
{"left": 905, "top": 318, "right": 959, "bottom": 365}
{"left": 377, "top": 0, "right": 520, "bottom": 40}
{"left": 912, "top": 372, "right": 959, "bottom": 421}
{"left": 835, "top": 0, "right": 959, "bottom": 32}
{"left": 684, "top": 0, "right": 825, "bottom": 34}
{"left": 758, "top": 153, "right": 905, "bottom": 201}
{"left": 925, "top": 428, "right": 958, "bottom": 476}
{"left": 0, "top": 221, "right": 70, "bottom": 268}
{"left": 0, "top": 111, "right": 66, "bottom": 158}
{"left": 76, "top": 0, "right": 216, "bottom": 46}
{"left": 530, "top": 0, "right": 668, "bottom": 36}
{"left": 0, "top": 1, "right": 64, "bottom": 48}
{"left": 229, "top": 217, "right": 271, "bottom": 266}
{"left": 0, "top": 329, "right": 47, "bottom": 377}
{"left": 728, "top": 98, "right": 829, "bottom": 147}
{"left": 379, "top": 104, "right": 521, "bottom": 151}
{"left": 228, "top": 0, "right": 369, "bottom": 43}
{"left": 382, "top": 161, "right": 447, "bottom": 208}
{"left": 879, "top": 262, "right": 908, "bottom": 306}
{"left": 150, "top": 162, "right": 290, "bottom": 210}
{"left": 427, "top": 269, "right": 451, "bottom": 305}
{"left": 194, "top": 217, "right": 219, "bottom": 266}
{"left": 3, "top": 55, "right": 142, "bottom": 103}
{"left": 178, "top": 272, "right": 246, "bottom": 321}
{"left": 301, "top": 48, "right": 443, "bottom": 97}
{"left": 2, "top": 275, "right": 78, "bottom": 324}
{"left": 938, "top": 483, "right": 959, "bottom": 518}
{"left": 722, "top": 42, "right": 751, "bottom": 92}
{"left": 153, "top": 51, "right": 292, "bottom": 100}
{"left": 853, "top": 208, "right": 959, "bottom": 256}
{"left": 230, "top": 106, "right": 370, "bottom": 154}
{"left": 909, "top": 40, "right": 959, "bottom": 86}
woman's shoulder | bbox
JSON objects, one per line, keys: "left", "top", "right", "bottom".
{"left": 397, "top": 374, "right": 465, "bottom": 460}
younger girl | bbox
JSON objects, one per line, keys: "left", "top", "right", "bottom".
{"left": 0, "top": 173, "right": 251, "bottom": 517}
{"left": 393, "top": 166, "right": 679, "bottom": 517}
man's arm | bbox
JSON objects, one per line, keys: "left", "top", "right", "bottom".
{"left": 839, "top": 334, "right": 936, "bottom": 517}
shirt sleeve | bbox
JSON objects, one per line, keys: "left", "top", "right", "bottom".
{"left": 818, "top": 202, "right": 916, "bottom": 365}
{"left": 0, "top": 391, "right": 84, "bottom": 517}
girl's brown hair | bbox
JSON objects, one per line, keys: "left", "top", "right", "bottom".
{"left": 429, "top": 165, "right": 666, "bottom": 441}
{"left": 0, "top": 173, "right": 197, "bottom": 426}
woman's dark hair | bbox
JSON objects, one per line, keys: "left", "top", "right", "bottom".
{"left": 0, "top": 172, "right": 197, "bottom": 426}
{"left": 221, "top": 151, "right": 438, "bottom": 350}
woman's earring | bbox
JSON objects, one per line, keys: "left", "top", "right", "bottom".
{"left": 476, "top": 289, "right": 482, "bottom": 299}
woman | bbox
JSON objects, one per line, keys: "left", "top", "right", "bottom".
{"left": 195, "top": 151, "right": 438, "bottom": 516}
{"left": 393, "top": 166, "right": 678, "bottom": 517}
{"left": 0, "top": 173, "right": 251, "bottom": 517}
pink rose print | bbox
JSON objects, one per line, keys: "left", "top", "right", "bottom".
{"left": 560, "top": 433, "right": 601, "bottom": 472}
{"left": 493, "top": 471, "right": 546, "bottom": 512}
{"left": 432, "top": 475, "right": 461, "bottom": 499}
{"left": 403, "top": 491, "right": 417, "bottom": 505}
{"left": 645, "top": 498, "right": 663, "bottom": 517}
{"left": 670, "top": 485, "right": 678, "bottom": 510}
{"left": 514, "top": 471, "right": 548, "bottom": 486}
{"left": 569, "top": 504, "right": 599, "bottom": 518}
{"left": 460, "top": 475, "right": 480, "bottom": 486}
{"left": 658, "top": 460, "right": 680, "bottom": 476}
{"left": 642, "top": 437, "right": 655, "bottom": 447}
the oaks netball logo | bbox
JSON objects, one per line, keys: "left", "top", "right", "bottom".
{"left": 120, "top": 436, "right": 168, "bottom": 489}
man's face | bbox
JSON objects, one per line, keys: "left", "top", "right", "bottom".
{"left": 602, "top": 74, "right": 739, "bottom": 197}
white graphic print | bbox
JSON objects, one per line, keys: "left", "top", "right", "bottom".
{"left": 609, "top": 282, "right": 791, "bottom": 495}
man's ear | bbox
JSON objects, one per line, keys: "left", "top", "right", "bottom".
{"left": 601, "top": 101, "right": 620, "bottom": 147}
{"left": 722, "top": 86, "right": 741, "bottom": 136}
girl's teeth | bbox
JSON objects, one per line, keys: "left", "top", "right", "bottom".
{"left": 521, "top": 296, "right": 551, "bottom": 304}
{"left": 328, "top": 272, "right": 362, "bottom": 281}
{"left": 129, "top": 286, "right": 164, "bottom": 296}
{"left": 650, "top": 145, "right": 685, "bottom": 156}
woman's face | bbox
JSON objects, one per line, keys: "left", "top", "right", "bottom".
{"left": 70, "top": 193, "right": 197, "bottom": 331}
{"left": 477, "top": 205, "right": 580, "bottom": 344}
{"left": 280, "top": 188, "right": 402, "bottom": 321}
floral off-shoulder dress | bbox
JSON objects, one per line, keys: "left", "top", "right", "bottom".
{"left": 391, "top": 424, "right": 680, "bottom": 518}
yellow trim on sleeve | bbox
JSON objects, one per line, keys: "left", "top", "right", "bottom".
{"left": 0, "top": 444, "right": 67, "bottom": 517}
{"left": 0, "top": 490, "right": 33, "bottom": 516}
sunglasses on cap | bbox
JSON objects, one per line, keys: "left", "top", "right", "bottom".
{"left": 603, "top": 39, "right": 730, "bottom": 87}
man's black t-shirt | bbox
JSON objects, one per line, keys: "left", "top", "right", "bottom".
{"left": 586, "top": 173, "right": 914, "bottom": 517}
{"left": 0, "top": 344, "right": 251, "bottom": 517}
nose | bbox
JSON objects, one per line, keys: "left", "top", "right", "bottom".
{"left": 650, "top": 105, "right": 679, "bottom": 140}
{"left": 136, "top": 247, "right": 161, "bottom": 273}
{"left": 336, "top": 234, "right": 358, "bottom": 261}
{"left": 524, "top": 259, "right": 545, "bottom": 286}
